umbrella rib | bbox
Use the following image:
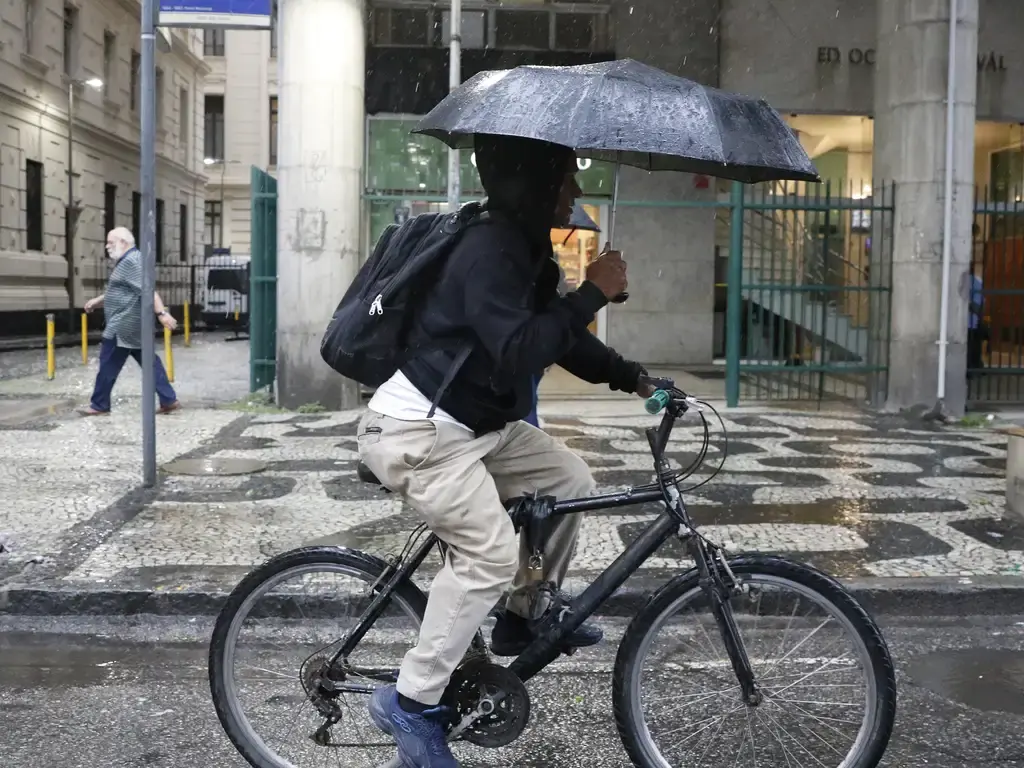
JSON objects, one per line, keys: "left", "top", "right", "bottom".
{"left": 699, "top": 86, "right": 727, "bottom": 167}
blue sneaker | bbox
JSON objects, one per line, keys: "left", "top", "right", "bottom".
{"left": 368, "top": 685, "right": 458, "bottom": 767}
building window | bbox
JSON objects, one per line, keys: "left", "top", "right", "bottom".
{"left": 179, "top": 88, "right": 189, "bottom": 147}
{"left": 205, "top": 200, "right": 222, "bottom": 246}
{"left": 155, "top": 67, "right": 164, "bottom": 123}
{"left": 103, "top": 183, "right": 117, "bottom": 236}
{"left": 130, "top": 50, "right": 140, "bottom": 111}
{"left": 270, "top": 1, "right": 278, "bottom": 57}
{"left": 24, "top": 0, "right": 36, "bottom": 56}
{"left": 204, "top": 94, "right": 224, "bottom": 161}
{"left": 371, "top": 7, "right": 429, "bottom": 46}
{"left": 179, "top": 203, "right": 188, "bottom": 262}
{"left": 25, "top": 160, "right": 43, "bottom": 251}
{"left": 440, "top": 10, "right": 486, "bottom": 49}
{"left": 132, "top": 191, "right": 141, "bottom": 242}
{"left": 203, "top": 28, "right": 225, "bottom": 56}
{"left": 63, "top": 4, "right": 79, "bottom": 77}
{"left": 269, "top": 96, "right": 278, "bottom": 166}
{"left": 103, "top": 32, "right": 116, "bottom": 90}
{"left": 555, "top": 13, "right": 597, "bottom": 51}
{"left": 495, "top": 10, "right": 550, "bottom": 49}
{"left": 155, "top": 198, "right": 164, "bottom": 263}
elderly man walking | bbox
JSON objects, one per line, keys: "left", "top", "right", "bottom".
{"left": 80, "top": 227, "right": 180, "bottom": 416}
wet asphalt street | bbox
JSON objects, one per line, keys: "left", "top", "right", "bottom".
{"left": 2, "top": 613, "right": 1024, "bottom": 767}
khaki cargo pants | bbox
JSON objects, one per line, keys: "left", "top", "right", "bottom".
{"left": 357, "top": 411, "right": 595, "bottom": 705}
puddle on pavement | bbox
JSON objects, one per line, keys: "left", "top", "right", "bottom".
{"left": 162, "top": 457, "right": 267, "bottom": 476}
{"left": 0, "top": 633, "right": 204, "bottom": 689}
{"left": 907, "top": 649, "right": 1024, "bottom": 714}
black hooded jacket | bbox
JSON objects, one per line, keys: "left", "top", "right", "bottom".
{"left": 401, "top": 134, "right": 645, "bottom": 434}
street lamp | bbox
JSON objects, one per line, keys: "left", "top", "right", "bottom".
{"left": 204, "top": 157, "right": 227, "bottom": 248}
{"left": 67, "top": 76, "right": 103, "bottom": 332}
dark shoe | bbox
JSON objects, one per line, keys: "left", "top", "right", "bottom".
{"left": 79, "top": 408, "right": 109, "bottom": 417}
{"left": 158, "top": 401, "right": 181, "bottom": 414}
{"left": 368, "top": 685, "right": 458, "bottom": 767}
{"left": 490, "top": 608, "right": 604, "bottom": 657}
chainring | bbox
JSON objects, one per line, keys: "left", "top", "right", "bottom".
{"left": 441, "top": 660, "right": 531, "bottom": 748}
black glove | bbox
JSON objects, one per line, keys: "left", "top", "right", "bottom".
{"left": 608, "top": 356, "right": 647, "bottom": 395}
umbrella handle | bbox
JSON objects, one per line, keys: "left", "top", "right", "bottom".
{"left": 611, "top": 292, "right": 629, "bottom": 304}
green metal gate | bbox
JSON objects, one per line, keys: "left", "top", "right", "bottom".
{"left": 969, "top": 190, "right": 1024, "bottom": 403}
{"left": 250, "top": 166, "right": 277, "bottom": 392}
{"left": 724, "top": 180, "right": 895, "bottom": 407}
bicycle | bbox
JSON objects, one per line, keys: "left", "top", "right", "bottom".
{"left": 209, "top": 377, "right": 897, "bottom": 768}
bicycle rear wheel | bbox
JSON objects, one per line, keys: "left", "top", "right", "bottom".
{"left": 208, "top": 546, "right": 427, "bottom": 768}
{"left": 613, "top": 554, "right": 896, "bottom": 768}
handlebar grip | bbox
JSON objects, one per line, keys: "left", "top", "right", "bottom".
{"left": 645, "top": 389, "right": 672, "bottom": 415}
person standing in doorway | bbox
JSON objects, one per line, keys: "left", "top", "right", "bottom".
{"left": 80, "top": 227, "right": 180, "bottom": 416}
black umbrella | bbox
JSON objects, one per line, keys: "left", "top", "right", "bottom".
{"left": 559, "top": 203, "right": 601, "bottom": 247}
{"left": 416, "top": 58, "right": 819, "bottom": 184}
{"left": 567, "top": 204, "right": 600, "bottom": 232}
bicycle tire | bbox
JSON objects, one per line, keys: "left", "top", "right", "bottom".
{"left": 612, "top": 554, "right": 897, "bottom": 768}
{"left": 208, "top": 545, "right": 428, "bottom": 768}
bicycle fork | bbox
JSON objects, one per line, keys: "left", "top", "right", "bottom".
{"left": 691, "top": 537, "right": 762, "bottom": 706}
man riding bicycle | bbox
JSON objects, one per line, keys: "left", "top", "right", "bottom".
{"left": 357, "top": 133, "right": 645, "bottom": 767}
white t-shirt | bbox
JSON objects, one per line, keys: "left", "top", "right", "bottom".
{"left": 368, "top": 370, "right": 472, "bottom": 430}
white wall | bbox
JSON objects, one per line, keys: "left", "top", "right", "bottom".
{"left": 203, "top": 25, "right": 276, "bottom": 256}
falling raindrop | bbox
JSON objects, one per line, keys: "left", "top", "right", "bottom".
{"left": 629, "top": 6, "right": 633, "bottom": 14}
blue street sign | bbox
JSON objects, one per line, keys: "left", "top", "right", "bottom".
{"left": 158, "top": 0, "right": 272, "bottom": 28}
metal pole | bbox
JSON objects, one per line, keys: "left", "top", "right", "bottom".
{"left": 67, "top": 81, "right": 76, "bottom": 334}
{"left": 725, "top": 181, "right": 744, "bottom": 408}
{"left": 936, "top": 0, "right": 958, "bottom": 403}
{"left": 607, "top": 163, "right": 620, "bottom": 245}
{"left": 220, "top": 161, "right": 226, "bottom": 247}
{"left": 140, "top": 0, "right": 157, "bottom": 486}
{"left": 446, "top": 0, "right": 461, "bottom": 212}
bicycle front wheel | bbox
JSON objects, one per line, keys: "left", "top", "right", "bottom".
{"left": 613, "top": 554, "right": 896, "bottom": 768}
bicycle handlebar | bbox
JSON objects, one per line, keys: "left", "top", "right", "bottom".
{"left": 637, "top": 375, "right": 692, "bottom": 416}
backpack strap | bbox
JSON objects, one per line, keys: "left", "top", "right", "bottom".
{"left": 426, "top": 343, "right": 474, "bottom": 419}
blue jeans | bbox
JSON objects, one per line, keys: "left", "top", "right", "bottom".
{"left": 89, "top": 337, "right": 177, "bottom": 412}
{"left": 524, "top": 375, "right": 540, "bottom": 427}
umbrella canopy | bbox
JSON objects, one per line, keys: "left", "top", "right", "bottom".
{"left": 567, "top": 204, "right": 601, "bottom": 232}
{"left": 416, "top": 59, "right": 818, "bottom": 184}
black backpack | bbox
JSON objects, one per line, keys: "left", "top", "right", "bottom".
{"left": 320, "top": 200, "right": 486, "bottom": 415}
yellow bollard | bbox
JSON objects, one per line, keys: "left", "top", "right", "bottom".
{"left": 164, "top": 325, "right": 174, "bottom": 382}
{"left": 183, "top": 301, "right": 191, "bottom": 347}
{"left": 45, "top": 313, "right": 55, "bottom": 380}
{"left": 81, "top": 313, "right": 88, "bottom": 364}
{"left": 234, "top": 308, "right": 240, "bottom": 322}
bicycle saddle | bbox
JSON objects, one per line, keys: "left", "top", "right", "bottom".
{"left": 356, "top": 460, "right": 390, "bottom": 491}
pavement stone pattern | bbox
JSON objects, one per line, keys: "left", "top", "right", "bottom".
{"left": 0, "top": 401, "right": 1013, "bottom": 602}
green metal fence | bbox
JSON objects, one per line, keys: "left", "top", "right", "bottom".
{"left": 724, "top": 179, "right": 895, "bottom": 407}
{"left": 969, "top": 188, "right": 1024, "bottom": 403}
{"left": 250, "top": 166, "right": 278, "bottom": 393}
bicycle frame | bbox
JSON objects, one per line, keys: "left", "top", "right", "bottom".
{"left": 331, "top": 386, "right": 758, "bottom": 700}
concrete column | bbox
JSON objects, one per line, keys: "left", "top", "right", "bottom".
{"left": 873, "top": 0, "right": 978, "bottom": 416}
{"left": 276, "top": 0, "right": 365, "bottom": 409}
{"left": 610, "top": 0, "right": 720, "bottom": 366}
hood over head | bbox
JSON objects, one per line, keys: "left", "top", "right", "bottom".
{"left": 473, "top": 134, "right": 574, "bottom": 240}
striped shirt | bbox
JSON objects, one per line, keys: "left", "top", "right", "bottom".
{"left": 103, "top": 248, "right": 144, "bottom": 349}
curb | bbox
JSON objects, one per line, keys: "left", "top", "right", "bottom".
{"left": 4, "top": 576, "right": 1024, "bottom": 618}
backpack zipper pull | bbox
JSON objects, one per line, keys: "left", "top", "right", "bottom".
{"left": 369, "top": 294, "right": 383, "bottom": 316}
